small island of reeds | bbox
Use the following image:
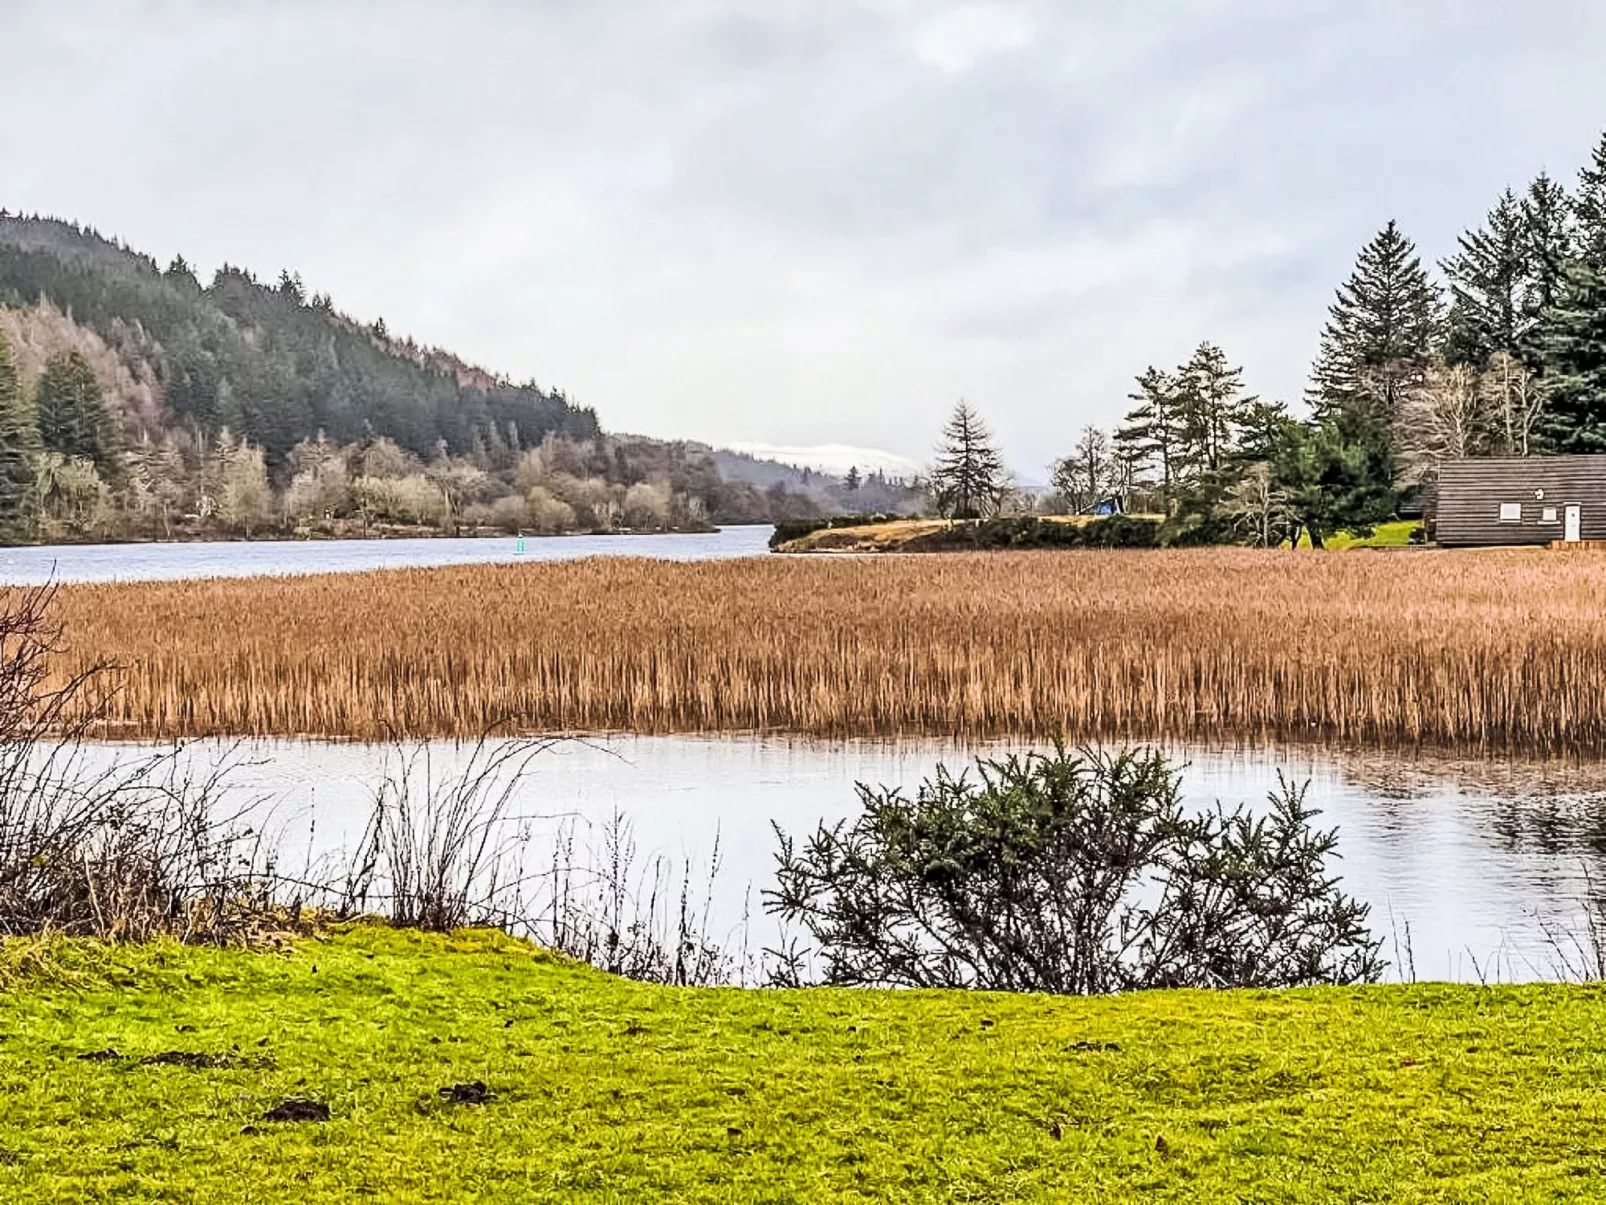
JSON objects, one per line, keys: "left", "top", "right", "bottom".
{"left": 50, "top": 546, "right": 1606, "bottom": 751}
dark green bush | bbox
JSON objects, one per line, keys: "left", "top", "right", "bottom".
{"left": 766, "top": 743, "right": 1384, "bottom": 994}
{"left": 903, "top": 515, "right": 1161, "bottom": 551}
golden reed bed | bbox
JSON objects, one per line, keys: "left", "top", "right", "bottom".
{"left": 45, "top": 548, "right": 1606, "bottom": 750}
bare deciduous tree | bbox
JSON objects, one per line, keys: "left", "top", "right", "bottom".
{"left": 1218, "top": 461, "right": 1294, "bottom": 548}
{"left": 1051, "top": 425, "right": 1117, "bottom": 514}
{"left": 1396, "top": 362, "right": 1492, "bottom": 488}
{"left": 1481, "top": 350, "right": 1546, "bottom": 457}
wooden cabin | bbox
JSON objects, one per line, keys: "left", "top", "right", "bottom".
{"left": 1434, "top": 455, "right": 1606, "bottom": 548}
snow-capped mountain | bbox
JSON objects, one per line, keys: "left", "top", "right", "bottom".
{"left": 722, "top": 442, "right": 925, "bottom": 482}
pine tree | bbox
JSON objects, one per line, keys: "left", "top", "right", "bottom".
{"left": 1177, "top": 342, "right": 1255, "bottom": 472}
{"left": 1572, "top": 131, "right": 1606, "bottom": 270}
{"left": 1115, "top": 367, "right": 1186, "bottom": 503}
{"left": 0, "top": 331, "right": 42, "bottom": 544}
{"left": 1538, "top": 134, "right": 1606, "bottom": 451}
{"left": 1309, "top": 220, "right": 1442, "bottom": 428}
{"left": 1537, "top": 263, "right": 1606, "bottom": 451}
{"left": 931, "top": 401, "right": 1003, "bottom": 520}
{"left": 1442, "top": 189, "right": 1528, "bottom": 367}
{"left": 1519, "top": 172, "right": 1573, "bottom": 368}
{"left": 35, "top": 351, "right": 118, "bottom": 476}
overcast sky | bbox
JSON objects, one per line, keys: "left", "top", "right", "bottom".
{"left": 5, "top": 1, "right": 1606, "bottom": 473}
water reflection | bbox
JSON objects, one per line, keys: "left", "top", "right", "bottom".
{"left": 72, "top": 733, "right": 1606, "bottom": 985}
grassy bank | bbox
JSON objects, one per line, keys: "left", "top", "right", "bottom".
{"left": 50, "top": 547, "right": 1606, "bottom": 749}
{"left": 779, "top": 516, "right": 1424, "bottom": 553}
{"left": 0, "top": 926, "right": 1602, "bottom": 1202}
{"left": 1316, "top": 520, "right": 1424, "bottom": 550}
{"left": 775, "top": 513, "right": 1161, "bottom": 552}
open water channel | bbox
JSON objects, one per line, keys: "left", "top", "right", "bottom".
{"left": 72, "top": 734, "right": 1606, "bottom": 984}
{"left": 0, "top": 524, "right": 774, "bottom": 584}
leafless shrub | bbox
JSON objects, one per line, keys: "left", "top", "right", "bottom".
{"left": 0, "top": 584, "right": 285, "bottom": 942}
{"left": 337, "top": 735, "right": 562, "bottom": 932}
{"left": 1529, "top": 866, "right": 1606, "bottom": 984}
{"left": 538, "top": 811, "right": 737, "bottom": 986}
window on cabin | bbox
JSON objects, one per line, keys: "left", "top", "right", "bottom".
{"left": 1542, "top": 506, "right": 1559, "bottom": 523}
{"left": 1499, "top": 503, "right": 1522, "bottom": 523}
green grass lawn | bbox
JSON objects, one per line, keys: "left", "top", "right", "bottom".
{"left": 1296, "top": 520, "right": 1423, "bottom": 549}
{"left": 4, "top": 926, "right": 1606, "bottom": 1202}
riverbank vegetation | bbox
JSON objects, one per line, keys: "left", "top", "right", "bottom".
{"left": 5, "top": 925, "right": 1606, "bottom": 1201}
{"left": 5, "top": 582, "right": 1603, "bottom": 1198}
{"left": 49, "top": 549, "right": 1606, "bottom": 749}
{"left": 775, "top": 514, "right": 1164, "bottom": 552}
{"left": 774, "top": 514, "right": 1421, "bottom": 553}
{"left": 3, "top": 583, "right": 1389, "bottom": 997}
{"left": 769, "top": 745, "right": 1381, "bottom": 991}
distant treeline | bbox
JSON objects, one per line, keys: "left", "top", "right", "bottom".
{"left": 1056, "top": 129, "right": 1606, "bottom": 547}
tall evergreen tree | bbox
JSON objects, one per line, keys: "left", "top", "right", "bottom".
{"left": 1442, "top": 189, "right": 1528, "bottom": 368}
{"left": 1519, "top": 172, "right": 1573, "bottom": 368}
{"left": 931, "top": 401, "right": 1004, "bottom": 520}
{"left": 1115, "top": 367, "right": 1186, "bottom": 505}
{"left": 1538, "top": 134, "right": 1606, "bottom": 451}
{"left": 0, "top": 331, "right": 41, "bottom": 544}
{"left": 1537, "top": 264, "right": 1606, "bottom": 451}
{"left": 1571, "top": 131, "right": 1606, "bottom": 270}
{"left": 1309, "top": 220, "right": 1442, "bottom": 429}
{"left": 35, "top": 351, "right": 118, "bottom": 476}
{"left": 1177, "top": 342, "right": 1255, "bottom": 472}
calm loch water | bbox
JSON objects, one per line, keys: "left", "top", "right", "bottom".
{"left": 0, "top": 524, "right": 774, "bottom": 585}
{"left": 79, "top": 733, "right": 1606, "bottom": 985}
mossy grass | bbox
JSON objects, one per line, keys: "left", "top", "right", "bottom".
{"left": 1304, "top": 519, "right": 1424, "bottom": 549}
{"left": 3, "top": 925, "right": 1606, "bottom": 1200}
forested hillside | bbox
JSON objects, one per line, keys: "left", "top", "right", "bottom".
{"left": 0, "top": 214, "right": 853, "bottom": 544}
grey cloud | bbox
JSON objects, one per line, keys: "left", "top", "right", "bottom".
{"left": 3, "top": 0, "right": 1606, "bottom": 470}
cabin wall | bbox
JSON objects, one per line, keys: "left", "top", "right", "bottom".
{"left": 1434, "top": 458, "right": 1606, "bottom": 548}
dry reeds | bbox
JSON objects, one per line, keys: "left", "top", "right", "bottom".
{"left": 46, "top": 548, "right": 1606, "bottom": 751}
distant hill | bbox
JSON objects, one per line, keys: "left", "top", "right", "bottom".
{"left": 0, "top": 212, "right": 925, "bottom": 544}
{"left": 0, "top": 212, "right": 599, "bottom": 466}
{"left": 721, "top": 442, "right": 925, "bottom": 483}
{"left": 714, "top": 447, "right": 926, "bottom": 516}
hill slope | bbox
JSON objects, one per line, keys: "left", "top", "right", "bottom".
{"left": 0, "top": 212, "right": 598, "bottom": 464}
{"left": 0, "top": 212, "right": 865, "bottom": 543}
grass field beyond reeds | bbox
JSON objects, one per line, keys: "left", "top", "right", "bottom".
{"left": 3, "top": 925, "right": 1606, "bottom": 1202}
{"left": 48, "top": 547, "right": 1606, "bottom": 749}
